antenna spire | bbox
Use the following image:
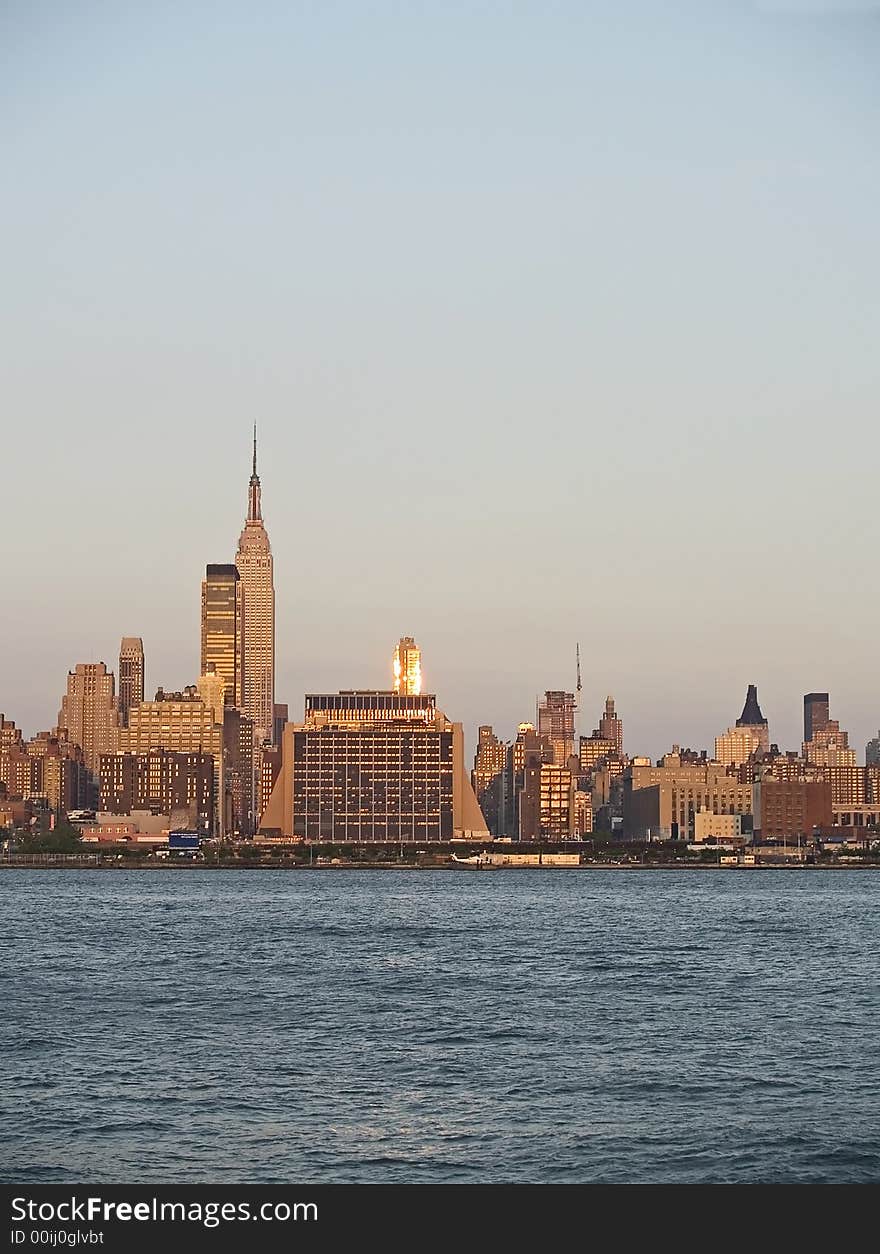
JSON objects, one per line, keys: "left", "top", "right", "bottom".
{"left": 576, "top": 642, "right": 582, "bottom": 696}
{"left": 247, "top": 424, "right": 262, "bottom": 521}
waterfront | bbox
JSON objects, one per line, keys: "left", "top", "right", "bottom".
{"left": 1, "top": 870, "right": 878, "bottom": 1183}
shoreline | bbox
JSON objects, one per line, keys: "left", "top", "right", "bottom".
{"left": 1, "top": 861, "right": 878, "bottom": 872}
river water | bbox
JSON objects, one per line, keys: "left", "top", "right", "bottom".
{"left": 1, "top": 868, "right": 877, "bottom": 1182}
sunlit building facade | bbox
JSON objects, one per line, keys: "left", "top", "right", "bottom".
{"left": 57, "top": 662, "right": 119, "bottom": 775}
{"left": 259, "top": 691, "right": 487, "bottom": 842}
{"left": 392, "top": 636, "right": 422, "bottom": 697}
{"left": 200, "top": 564, "right": 243, "bottom": 709}
{"left": 537, "top": 691, "right": 577, "bottom": 767}
{"left": 235, "top": 429, "right": 275, "bottom": 743}
{"left": 118, "top": 637, "right": 144, "bottom": 727}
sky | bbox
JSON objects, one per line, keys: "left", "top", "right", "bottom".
{"left": 1, "top": 0, "right": 878, "bottom": 762}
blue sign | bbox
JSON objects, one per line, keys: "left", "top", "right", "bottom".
{"left": 169, "top": 832, "right": 200, "bottom": 850}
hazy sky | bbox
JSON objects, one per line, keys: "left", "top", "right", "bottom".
{"left": 2, "top": 1, "right": 878, "bottom": 761}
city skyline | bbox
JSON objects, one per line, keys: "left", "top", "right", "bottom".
{"left": 2, "top": 3, "right": 878, "bottom": 758}
{"left": 1, "top": 417, "right": 877, "bottom": 762}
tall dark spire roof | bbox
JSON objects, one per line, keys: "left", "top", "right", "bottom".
{"left": 737, "top": 683, "right": 767, "bottom": 727}
{"left": 247, "top": 423, "right": 262, "bottom": 522}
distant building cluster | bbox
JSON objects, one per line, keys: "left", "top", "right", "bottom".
{"left": 1, "top": 437, "right": 878, "bottom": 853}
{"left": 471, "top": 684, "right": 880, "bottom": 848}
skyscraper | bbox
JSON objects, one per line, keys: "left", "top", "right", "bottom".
{"left": 537, "top": 691, "right": 577, "bottom": 766}
{"left": 804, "top": 693, "right": 830, "bottom": 744}
{"left": 598, "top": 696, "right": 624, "bottom": 756}
{"left": 867, "top": 733, "right": 880, "bottom": 768}
{"left": 57, "top": 662, "right": 119, "bottom": 775}
{"left": 201, "top": 564, "right": 243, "bottom": 708}
{"left": 235, "top": 428, "right": 275, "bottom": 743}
{"left": 392, "top": 636, "right": 422, "bottom": 696}
{"left": 118, "top": 637, "right": 144, "bottom": 727}
{"left": 734, "top": 683, "right": 770, "bottom": 755}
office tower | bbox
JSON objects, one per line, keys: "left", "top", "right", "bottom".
{"left": 57, "top": 662, "right": 119, "bottom": 775}
{"left": 260, "top": 690, "right": 487, "bottom": 841}
{"left": 733, "top": 683, "right": 770, "bottom": 755}
{"left": 537, "top": 691, "right": 577, "bottom": 766}
{"left": 472, "top": 725, "right": 507, "bottom": 837}
{"left": 598, "top": 696, "right": 623, "bottom": 756}
{"left": 392, "top": 636, "right": 422, "bottom": 696}
{"left": 201, "top": 564, "right": 243, "bottom": 708}
{"left": 804, "top": 693, "right": 830, "bottom": 745}
{"left": 235, "top": 428, "right": 275, "bottom": 743}
{"left": 867, "top": 733, "right": 880, "bottom": 768}
{"left": 117, "top": 638, "right": 145, "bottom": 727}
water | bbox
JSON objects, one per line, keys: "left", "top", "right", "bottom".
{"left": 1, "top": 868, "right": 878, "bottom": 1183}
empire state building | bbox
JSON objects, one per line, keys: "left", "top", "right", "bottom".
{"left": 236, "top": 428, "right": 275, "bottom": 743}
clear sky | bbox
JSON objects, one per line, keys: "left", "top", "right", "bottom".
{"left": 2, "top": 1, "right": 878, "bottom": 761}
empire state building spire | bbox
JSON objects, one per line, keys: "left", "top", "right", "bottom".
{"left": 248, "top": 423, "right": 262, "bottom": 522}
{"left": 236, "top": 425, "right": 275, "bottom": 745}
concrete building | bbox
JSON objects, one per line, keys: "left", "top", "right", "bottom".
{"left": 694, "top": 811, "right": 743, "bottom": 843}
{"left": 392, "top": 637, "right": 423, "bottom": 697}
{"left": 57, "top": 662, "right": 119, "bottom": 776}
{"left": 832, "top": 802, "right": 880, "bottom": 834}
{"left": 235, "top": 429, "right": 275, "bottom": 743}
{"left": 259, "top": 691, "right": 487, "bottom": 842}
{"left": 118, "top": 638, "right": 145, "bottom": 727}
{"left": 867, "top": 732, "right": 880, "bottom": 769}
{"left": 200, "top": 564, "right": 243, "bottom": 709}
{"left": 624, "top": 753, "right": 753, "bottom": 840}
